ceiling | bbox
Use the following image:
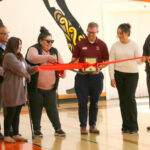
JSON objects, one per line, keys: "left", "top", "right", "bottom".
{"left": 102, "top": 0, "right": 150, "bottom": 3}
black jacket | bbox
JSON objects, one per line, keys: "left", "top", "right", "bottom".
{"left": 0, "top": 46, "right": 4, "bottom": 83}
{"left": 25, "top": 43, "right": 59, "bottom": 92}
{"left": 143, "top": 34, "right": 150, "bottom": 72}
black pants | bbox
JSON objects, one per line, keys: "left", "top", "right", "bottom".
{"left": 75, "top": 72, "right": 103, "bottom": 127}
{"left": 0, "top": 83, "right": 13, "bottom": 133}
{"left": 0, "top": 83, "right": 2, "bottom": 131}
{"left": 4, "top": 105, "right": 22, "bottom": 136}
{"left": 0, "top": 83, "right": 2, "bottom": 111}
{"left": 115, "top": 70, "right": 139, "bottom": 131}
{"left": 146, "top": 70, "right": 150, "bottom": 106}
{"left": 28, "top": 89, "right": 61, "bottom": 131}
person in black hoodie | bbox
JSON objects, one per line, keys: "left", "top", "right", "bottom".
{"left": 0, "top": 24, "right": 9, "bottom": 139}
{"left": 143, "top": 34, "right": 150, "bottom": 130}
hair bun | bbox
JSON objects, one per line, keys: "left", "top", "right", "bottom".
{"left": 126, "top": 23, "right": 131, "bottom": 29}
{"left": 40, "top": 26, "right": 49, "bottom": 34}
{"left": 38, "top": 26, "right": 51, "bottom": 43}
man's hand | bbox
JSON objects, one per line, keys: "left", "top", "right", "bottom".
{"left": 147, "top": 56, "right": 150, "bottom": 64}
{"left": 70, "top": 57, "right": 79, "bottom": 63}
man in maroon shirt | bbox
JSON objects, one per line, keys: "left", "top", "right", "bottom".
{"left": 71, "top": 22, "right": 109, "bottom": 134}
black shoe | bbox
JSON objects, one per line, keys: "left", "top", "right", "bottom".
{"left": 129, "top": 130, "right": 138, "bottom": 134}
{"left": 122, "top": 129, "right": 129, "bottom": 133}
{"left": 34, "top": 130, "right": 43, "bottom": 137}
{"left": 55, "top": 129, "right": 66, "bottom": 136}
{"left": 0, "top": 132, "right": 3, "bottom": 140}
{"left": 147, "top": 126, "right": 150, "bottom": 130}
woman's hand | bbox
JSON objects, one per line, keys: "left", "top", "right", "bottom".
{"left": 141, "top": 56, "right": 146, "bottom": 62}
{"left": 111, "top": 79, "right": 116, "bottom": 88}
{"left": 48, "top": 55, "right": 57, "bottom": 63}
{"left": 27, "top": 75, "right": 31, "bottom": 83}
{"left": 91, "top": 64, "right": 108, "bottom": 74}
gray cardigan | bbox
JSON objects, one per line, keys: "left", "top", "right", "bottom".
{"left": 2, "top": 53, "right": 35, "bottom": 107}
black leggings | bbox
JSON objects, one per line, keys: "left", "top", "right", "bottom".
{"left": 28, "top": 89, "right": 61, "bottom": 131}
{"left": 4, "top": 105, "right": 22, "bottom": 136}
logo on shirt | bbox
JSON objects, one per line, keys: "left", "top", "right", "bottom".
{"left": 82, "top": 47, "right": 88, "bottom": 50}
{"left": 96, "top": 46, "right": 100, "bottom": 50}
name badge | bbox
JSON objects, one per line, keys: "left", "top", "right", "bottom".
{"left": 82, "top": 47, "right": 87, "bottom": 50}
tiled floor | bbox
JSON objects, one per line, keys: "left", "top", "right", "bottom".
{"left": 0, "top": 97, "right": 150, "bottom": 150}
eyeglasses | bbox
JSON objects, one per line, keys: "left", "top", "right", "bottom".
{"left": 43, "top": 39, "right": 54, "bottom": 44}
{"left": 87, "top": 31, "right": 97, "bottom": 35}
{"left": 0, "top": 32, "right": 9, "bottom": 36}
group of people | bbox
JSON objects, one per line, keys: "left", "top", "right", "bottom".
{"left": 71, "top": 22, "right": 147, "bottom": 135}
{"left": 0, "top": 21, "right": 149, "bottom": 143}
{"left": 0, "top": 25, "right": 66, "bottom": 143}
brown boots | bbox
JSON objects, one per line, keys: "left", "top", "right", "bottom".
{"left": 81, "top": 126, "right": 100, "bottom": 135}
{"left": 89, "top": 126, "right": 100, "bottom": 134}
{"left": 80, "top": 127, "right": 88, "bottom": 135}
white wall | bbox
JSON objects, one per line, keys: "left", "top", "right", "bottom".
{"left": 103, "top": 1, "right": 150, "bottom": 99}
{"left": 0, "top": 0, "right": 103, "bottom": 95}
{"left": 0, "top": 0, "right": 149, "bottom": 98}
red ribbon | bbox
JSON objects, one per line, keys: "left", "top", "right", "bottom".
{"left": 35, "top": 62, "right": 89, "bottom": 71}
{"left": 48, "top": 61, "right": 64, "bottom": 77}
{"left": 35, "top": 56, "right": 145, "bottom": 73}
{"left": 97, "top": 56, "right": 144, "bottom": 65}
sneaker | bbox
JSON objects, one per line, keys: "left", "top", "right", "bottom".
{"left": 122, "top": 129, "right": 130, "bottom": 133}
{"left": 147, "top": 126, "right": 150, "bottom": 130}
{"left": 34, "top": 130, "right": 43, "bottom": 137}
{"left": 129, "top": 130, "right": 138, "bottom": 134}
{"left": 13, "top": 135, "right": 28, "bottom": 142}
{"left": 55, "top": 129, "right": 66, "bottom": 136}
{"left": 4, "top": 136, "right": 16, "bottom": 143}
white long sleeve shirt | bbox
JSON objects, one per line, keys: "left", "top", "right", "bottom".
{"left": 109, "top": 40, "right": 142, "bottom": 80}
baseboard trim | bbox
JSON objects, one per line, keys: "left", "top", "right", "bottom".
{"left": 58, "top": 92, "right": 106, "bottom": 100}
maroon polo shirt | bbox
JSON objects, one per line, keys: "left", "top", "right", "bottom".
{"left": 72, "top": 37, "right": 109, "bottom": 63}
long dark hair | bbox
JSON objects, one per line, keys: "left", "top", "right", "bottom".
{"left": 37, "top": 26, "right": 51, "bottom": 43}
{"left": 4, "top": 37, "right": 23, "bottom": 61}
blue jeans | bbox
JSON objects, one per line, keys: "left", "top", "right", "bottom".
{"left": 75, "top": 72, "right": 103, "bottom": 127}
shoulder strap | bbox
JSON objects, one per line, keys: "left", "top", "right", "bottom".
{"left": 50, "top": 47, "right": 58, "bottom": 61}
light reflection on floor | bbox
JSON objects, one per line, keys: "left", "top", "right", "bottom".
{"left": 0, "top": 97, "right": 150, "bottom": 150}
